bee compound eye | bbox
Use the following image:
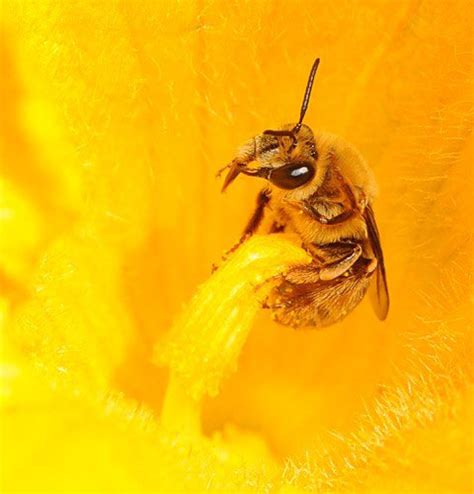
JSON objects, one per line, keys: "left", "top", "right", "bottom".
{"left": 268, "top": 162, "right": 315, "bottom": 189}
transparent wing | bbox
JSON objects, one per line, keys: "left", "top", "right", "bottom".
{"left": 364, "top": 204, "right": 390, "bottom": 320}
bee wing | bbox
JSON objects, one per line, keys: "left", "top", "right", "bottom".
{"left": 364, "top": 204, "right": 390, "bottom": 320}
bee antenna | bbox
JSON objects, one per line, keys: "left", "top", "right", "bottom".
{"left": 263, "top": 58, "right": 320, "bottom": 141}
{"left": 293, "top": 57, "right": 320, "bottom": 134}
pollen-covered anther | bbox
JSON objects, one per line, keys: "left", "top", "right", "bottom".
{"left": 155, "top": 235, "right": 310, "bottom": 434}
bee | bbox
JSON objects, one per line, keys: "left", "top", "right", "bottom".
{"left": 219, "top": 58, "right": 389, "bottom": 329}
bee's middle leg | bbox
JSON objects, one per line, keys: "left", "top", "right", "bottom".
{"left": 260, "top": 242, "right": 363, "bottom": 315}
{"left": 318, "top": 243, "right": 362, "bottom": 280}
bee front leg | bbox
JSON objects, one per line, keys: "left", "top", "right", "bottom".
{"left": 242, "top": 188, "right": 271, "bottom": 238}
{"left": 213, "top": 189, "right": 271, "bottom": 272}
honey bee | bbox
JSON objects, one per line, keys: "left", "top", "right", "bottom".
{"left": 219, "top": 58, "right": 389, "bottom": 328}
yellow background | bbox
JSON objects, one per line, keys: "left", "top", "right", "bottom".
{"left": 1, "top": 0, "right": 472, "bottom": 492}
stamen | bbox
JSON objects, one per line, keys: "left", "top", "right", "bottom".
{"left": 156, "top": 235, "right": 310, "bottom": 435}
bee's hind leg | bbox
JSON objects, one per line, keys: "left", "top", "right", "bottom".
{"left": 259, "top": 243, "right": 363, "bottom": 327}
{"left": 258, "top": 263, "right": 321, "bottom": 307}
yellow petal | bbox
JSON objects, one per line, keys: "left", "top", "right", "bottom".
{"left": 1, "top": 0, "right": 473, "bottom": 492}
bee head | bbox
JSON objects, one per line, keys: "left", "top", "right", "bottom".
{"left": 221, "top": 159, "right": 315, "bottom": 192}
{"left": 221, "top": 125, "right": 318, "bottom": 192}
{"left": 221, "top": 58, "right": 320, "bottom": 192}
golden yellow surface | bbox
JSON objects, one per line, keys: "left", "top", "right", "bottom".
{"left": 1, "top": 0, "right": 473, "bottom": 492}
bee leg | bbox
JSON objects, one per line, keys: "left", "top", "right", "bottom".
{"left": 365, "top": 257, "right": 378, "bottom": 274}
{"left": 213, "top": 189, "right": 271, "bottom": 272}
{"left": 259, "top": 263, "right": 321, "bottom": 311}
{"left": 253, "top": 261, "right": 320, "bottom": 293}
{"left": 258, "top": 242, "right": 362, "bottom": 298}
{"left": 260, "top": 244, "right": 363, "bottom": 325}
{"left": 241, "top": 188, "right": 271, "bottom": 237}
{"left": 319, "top": 244, "right": 362, "bottom": 280}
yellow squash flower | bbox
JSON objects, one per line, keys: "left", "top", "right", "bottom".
{"left": 1, "top": 1, "right": 472, "bottom": 492}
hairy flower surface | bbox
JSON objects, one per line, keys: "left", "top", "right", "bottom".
{"left": 1, "top": 1, "right": 473, "bottom": 492}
